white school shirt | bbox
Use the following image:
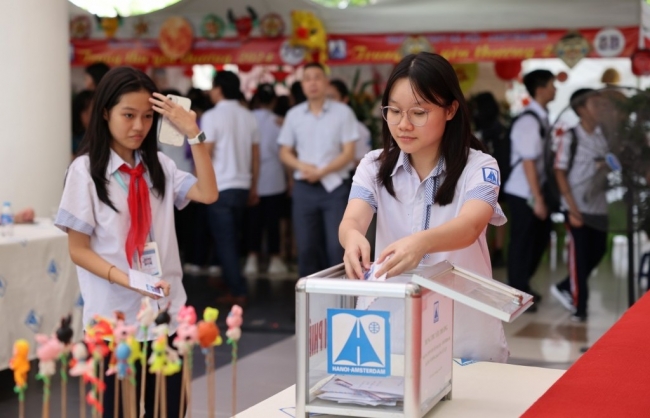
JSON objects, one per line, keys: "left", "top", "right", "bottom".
{"left": 350, "top": 148, "right": 509, "bottom": 362}
{"left": 55, "top": 149, "right": 197, "bottom": 341}
{"left": 504, "top": 100, "right": 550, "bottom": 199}
{"left": 355, "top": 120, "right": 372, "bottom": 162}
{"left": 201, "top": 100, "right": 260, "bottom": 191}
{"left": 277, "top": 100, "right": 358, "bottom": 182}
{"left": 252, "top": 108, "right": 287, "bottom": 196}
{"left": 554, "top": 124, "right": 609, "bottom": 215}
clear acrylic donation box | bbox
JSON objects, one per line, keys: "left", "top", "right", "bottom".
{"left": 295, "top": 260, "right": 533, "bottom": 418}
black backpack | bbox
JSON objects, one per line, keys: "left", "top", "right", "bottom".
{"left": 543, "top": 127, "right": 579, "bottom": 214}
{"left": 495, "top": 110, "right": 545, "bottom": 187}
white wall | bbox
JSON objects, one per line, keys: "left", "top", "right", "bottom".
{"left": 0, "top": 0, "right": 70, "bottom": 216}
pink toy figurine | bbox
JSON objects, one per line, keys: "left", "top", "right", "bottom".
{"left": 174, "top": 306, "right": 199, "bottom": 418}
{"left": 107, "top": 311, "right": 136, "bottom": 376}
{"left": 174, "top": 306, "right": 198, "bottom": 356}
{"left": 35, "top": 334, "right": 64, "bottom": 418}
{"left": 226, "top": 305, "right": 244, "bottom": 418}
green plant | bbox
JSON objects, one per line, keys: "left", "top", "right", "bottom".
{"left": 348, "top": 68, "right": 382, "bottom": 149}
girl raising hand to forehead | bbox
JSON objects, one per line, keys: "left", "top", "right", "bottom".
{"left": 55, "top": 66, "right": 217, "bottom": 417}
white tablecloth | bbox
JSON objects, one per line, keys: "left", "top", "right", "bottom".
{"left": 236, "top": 362, "right": 565, "bottom": 418}
{"left": 0, "top": 218, "right": 83, "bottom": 370}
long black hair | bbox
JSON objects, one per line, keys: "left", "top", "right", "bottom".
{"left": 76, "top": 66, "right": 166, "bottom": 211}
{"left": 72, "top": 90, "right": 94, "bottom": 136}
{"left": 377, "top": 53, "right": 484, "bottom": 205}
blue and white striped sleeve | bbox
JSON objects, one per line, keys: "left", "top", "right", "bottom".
{"left": 463, "top": 154, "right": 507, "bottom": 226}
{"left": 349, "top": 151, "right": 379, "bottom": 213}
{"left": 54, "top": 157, "right": 97, "bottom": 235}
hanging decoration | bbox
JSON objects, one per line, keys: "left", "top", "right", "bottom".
{"left": 70, "top": 15, "right": 91, "bottom": 40}
{"left": 631, "top": 48, "right": 650, "bottom": 76}
{"left": 158, "top": 16, "right": 194, "bottom": 60}
{"left": 227, "top": 7, "right": 259, "bottom": 40}
{"left": 399, "top": 36, "right": 433, "bottom": 58}
{"left": 494, "top": 60, "right": 522, "bottom": 81}
{"left": 202, "top": 14, "right": 226, "bottom": 40}
{"left": 290, "top": 10, "right": 328, "bottom": 63}
{"left": 555, "top": 31, "right": 591, "bottom": 68}
{"left": 270, "top": 67, "right": 290, "bottom": 84}
{"left": 452, "top": 63, "right": 479, "bottom": 93}
{"left": 260, "top": 13, "right": 285, "bottom": 38}
{"left": 133, "top": 17, "right": 149, "bottom": 38}
{"left": 95, "top": 15, "right": 122, "bottom": 39}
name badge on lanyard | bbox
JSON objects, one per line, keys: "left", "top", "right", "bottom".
{"left": 138, "top": 242, "right": 163, "bottom": 277}
{"left": 113, "top": 170, "right": 163, "bottom": 278}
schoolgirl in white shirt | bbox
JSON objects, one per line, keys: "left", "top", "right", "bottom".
{"left": 339, "top": 52, "right": 509, "bottom": 362}
{"left": 55, "top": 67, "right": 218, "bottom": 417}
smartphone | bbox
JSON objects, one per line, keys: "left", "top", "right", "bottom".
{"left": 157, "top": 94, "right": 192, "bottom": 147}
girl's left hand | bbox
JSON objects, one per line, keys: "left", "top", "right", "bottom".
{"left": 149, "top": 93, "right": 200, "bottom": 138}
{"left": 375, "top": 232, "right": 429, "bottom": 278}
{"left": 154, "top": 280, "right": 171, "bottom": 297}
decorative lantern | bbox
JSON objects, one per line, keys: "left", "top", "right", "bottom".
{"left": 494, "top": 60, "right": 522, "bottom": 81}
{"left": 631, "top": 49, "right": 650, "bottom": 76}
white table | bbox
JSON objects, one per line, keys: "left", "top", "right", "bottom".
{"left": 0, "top": 219, "right": 83, "bottom": 369}
{"left": 236, "top": 362, "right": 564, "bottom": 418}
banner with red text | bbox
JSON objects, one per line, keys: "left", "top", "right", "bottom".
{"left": 70, "top": 27, "right": 638, "bottom": 67}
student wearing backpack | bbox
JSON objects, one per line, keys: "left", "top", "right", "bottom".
{"left": 472, "top": 92, "right": 508, "bottom": 267}
{"left": 503, "top": 70, "right": 556, "bottom": 308}
{"left": 550, "top": 89, "right": 609, "bottom": 322}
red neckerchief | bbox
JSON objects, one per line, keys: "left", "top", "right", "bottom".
{"left": 118, "top": 163, "right": 151, "bottom": 267}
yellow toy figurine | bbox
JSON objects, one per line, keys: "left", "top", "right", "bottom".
{"left": 290, "top": 10, "right": 328, "bottom": 63}
{"left": 10, "top": 339, "right": 30, "bottom": 390}
{"left": 10, "top": 339, "right": 30, "bottom": 418}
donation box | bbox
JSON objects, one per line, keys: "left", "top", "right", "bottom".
{"left": 295, "top": 260, "right": 533, "bottom": 418}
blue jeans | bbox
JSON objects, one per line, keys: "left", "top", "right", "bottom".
{"left": 207, "top": 189, "right": 249, "bottom": 296}
{"left": 292, "top": 180, "right": 348, "bottom": 277}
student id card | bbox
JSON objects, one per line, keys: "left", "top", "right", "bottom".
{"left": 138, "top": 242, "right": 163, "bottom": 277}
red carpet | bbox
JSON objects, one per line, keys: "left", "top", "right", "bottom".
{"left": 522, "top": 292, "right": 650, "bottom": 417}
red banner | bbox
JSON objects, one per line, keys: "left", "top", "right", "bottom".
{"left": 70, "top": 27, "right": 639, "bottom": 67}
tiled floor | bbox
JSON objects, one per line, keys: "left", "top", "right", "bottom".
{"left": 498, "top": 259, "right": 628, "bottom": 370}
{"left": 0, "top": 256, "right": 633, "bottom": 416}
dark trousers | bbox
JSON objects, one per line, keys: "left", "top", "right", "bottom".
{"left": 207, "top": 189, "right": 249, "bottom": 296}
{"left": 506, "top": 194, "right": 552, "bottom": 292}
{"left": 556, "top": 215, "right": 608, "bottom": 316}
{"left": 247, "top": 193, "right": 285, "bottom": 254}
{"left": 102, "top": 337, "right": 184, "bottom": 418}
{"left": 185, "top": 202, "right": 217, "bottom": 266}
{"left": 293, "top": 180, "right": 348, "bottom": 277}
{"left": 174, "top": 202, "right": 199, "bottom": 265}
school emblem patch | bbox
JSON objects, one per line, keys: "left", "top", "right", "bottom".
{"left": 482, "top": 167, "right": 500, "bottom": 186}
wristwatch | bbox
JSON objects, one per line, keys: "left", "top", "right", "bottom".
{"left": 187, "top": 131, "right": 206, "bottom": 145}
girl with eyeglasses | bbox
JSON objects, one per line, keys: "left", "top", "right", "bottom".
{"left": 339, "top": 52, "right": 509, "bottom": 362}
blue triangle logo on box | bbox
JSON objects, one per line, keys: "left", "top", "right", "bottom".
{"left": 434, "top": 300, "right": 440, "bottom": 323}
{"left": 327, "top": 308, "right": 391, "bottom": 376}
